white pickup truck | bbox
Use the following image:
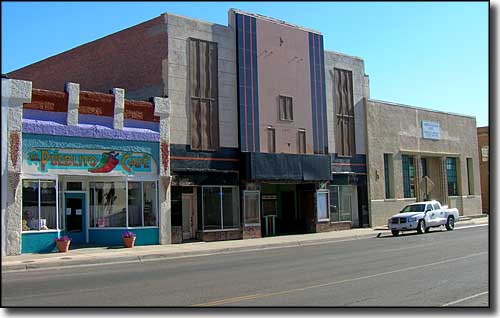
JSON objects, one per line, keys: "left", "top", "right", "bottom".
{"left": 387, "top": 200, "right": 459, "bottom": 236}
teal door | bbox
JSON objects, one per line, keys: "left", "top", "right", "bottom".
{"left": 64, "top": 193, "right": 86, "bottom": 244}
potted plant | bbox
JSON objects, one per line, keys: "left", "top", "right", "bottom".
{"left": 55, "top": 236, "right": 71, "bottom": 253}
{"left": 122, "top": 231, "right": 136, "bottom": 248}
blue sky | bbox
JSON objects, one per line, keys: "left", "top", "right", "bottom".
{"left": 1, "top": 1, "right": 489, "bottom": 126}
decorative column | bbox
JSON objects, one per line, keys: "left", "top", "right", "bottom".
{"left": 154, "top": 97, "right": 171, "bottom": 244}
{"left": 2, "top": 79, "right": 32, "bottom": 255}
{"left": 65, "top": 82, "right": 80, "bottom": 126}
{"left": 112, "top": 88, "right": 125, "bottom": 130}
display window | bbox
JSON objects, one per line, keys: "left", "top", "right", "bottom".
{"left": 22, "top": 178, "right": 58, "bottom": 231}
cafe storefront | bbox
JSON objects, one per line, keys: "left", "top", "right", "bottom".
{"left": 21, "top": 134, "right": 161, "bottom": 253}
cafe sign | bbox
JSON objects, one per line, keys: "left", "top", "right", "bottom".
{"left": 24, "top": 148, "right": 156, "bottom": 175}
{"left": 422, "top": 120, "right": 440, "bottom": 140}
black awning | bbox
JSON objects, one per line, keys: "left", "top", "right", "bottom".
{"left": 244, "top": 152, "right": 330, "bottom": 181}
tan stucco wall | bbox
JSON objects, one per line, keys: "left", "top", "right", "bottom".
{"left": 370, "top": 198, "right": 417, "bottom": 228}
{"left": 366, "top": 100, "right": 482, "bottom": 227}
{"left": 165, "top": 13, "right": 238, "bottom": 148}
{"left": 255, "top": 18, "right": 314, "bottom": 154}
{"left": 324, "top": 51, "right": 367, "bottom": 155}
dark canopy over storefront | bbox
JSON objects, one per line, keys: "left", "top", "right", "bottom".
{"left": 243, "top": 153, "right": 331, "bottom": 181}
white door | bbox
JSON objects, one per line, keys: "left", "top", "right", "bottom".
{"left": 182, "top": 194, "right": 196, "bottom": 240}
{"left": 425, "top": 203, "right": 438, "bottom": 226}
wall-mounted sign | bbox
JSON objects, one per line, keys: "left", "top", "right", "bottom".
{"left": 24, "top": 148, "right": 157, "bottom": 175}
{"left": 422, "top": 121, "right": 440, "bottom": 140}
{"left": 481, "top": 146, "right": 489, "bottom": 162}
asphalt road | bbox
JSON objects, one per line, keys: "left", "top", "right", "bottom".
{"left": 1, "top": 224, "right": 489, "bottom": 307}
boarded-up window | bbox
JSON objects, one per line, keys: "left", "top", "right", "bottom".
{"left": 334, "top": 68, "right": 355, "bottom": 157}
{"left": 267, "top": 128, "right": 276, "bottom": 153}
{"left": 189, "top": 38, "right": 219, "bottom": 151}
{"left": 279, "top": 95, "right": 293, "bottom": 121}
{"left": 298, "top": 129, "right": 306, "bottom": 154}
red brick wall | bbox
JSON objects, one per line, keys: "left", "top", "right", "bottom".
{"left": 315, "top": 221, "right": 351, "bottom": 232}
{"left": 8, "top": 16, "right": 167, "bottom": 100}
{"left": 24, "top": 88, "right": 157, "bottom": 123}
{"left": 477, "top": 127, "right": 489, "bottom": 213}
{"left": 24, "top": 89, "right": 68, "bottom": 112}
{"left": 242, "top": 225, "right": 262, "bottom": 239}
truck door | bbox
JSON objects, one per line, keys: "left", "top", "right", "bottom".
{"left": 433, "top": 202, "right": 445, "bottom": 224}
{"left": 425, "top": 203, "right": 437, "bottom": 226}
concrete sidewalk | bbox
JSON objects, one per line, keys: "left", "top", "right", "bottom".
{"left": 2, "top": 216, "right": 488, "bottom": 272}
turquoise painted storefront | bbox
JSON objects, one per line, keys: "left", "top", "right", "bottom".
{"left": 21, "top": 228, "right": 159, "bottom": 253}
{"left": 89, "top": 228, "right": 159, "bottom": 246}
{"left": 21, "top": 133, "right": 161, "bottom": 253}
{"left": 21, "top": 231, "right": 61, "bottom": 253}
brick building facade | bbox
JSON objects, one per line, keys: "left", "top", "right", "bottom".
{"left": 477, "top": 126, "right": 489, "bottom": 213}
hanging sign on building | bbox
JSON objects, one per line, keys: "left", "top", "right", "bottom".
{"left": 422, "top": 121, "right": 441, "bottom": 140}
{"left": 24, "top": 148, "right": 157, "bottom": 175}
{"left": 481, "top": 146, "right": 489, "bottom": 161}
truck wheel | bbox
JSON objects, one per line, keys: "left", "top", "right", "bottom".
{"left": 391, "top": 230, "right": 400, "bottom": 236}
{"left": 445, "top": 216, "right": 455, "bottom": 231}
{"left": 417, "top": 220, "right": 426, "bottom": 234}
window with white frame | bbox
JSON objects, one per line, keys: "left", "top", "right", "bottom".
{"left": 243, "top": 191, "right": 260, "bottom": 225}
{"left": 316, "top": 191, "right": 329, "bottom": 221}
{"left": 90, "top": 180, "right": 158, "bottom": 228}
{"left": 22, "top": 179, "right": 58, "bottom": 231}
{"left": 202, "top": 186, "right": 240, "bottom": 230}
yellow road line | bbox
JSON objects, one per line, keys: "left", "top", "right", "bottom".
{"left": 191, "top": 251, "right": 487, "bottom": 307}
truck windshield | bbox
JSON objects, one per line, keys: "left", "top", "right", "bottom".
{"left": 401, "top": 204, "right": 426, "bottom": 213}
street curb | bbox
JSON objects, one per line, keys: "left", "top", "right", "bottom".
{"left": 373, "top": 218, "right": 488, "bottom": 231}
{"left": 2, "top": 221, "right": 487, "bottom": 273}
{"left": 2, "top": 232, "right": 380, "bottom": 272}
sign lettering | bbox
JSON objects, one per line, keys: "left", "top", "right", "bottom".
{"left": 422, "top": 121, "right": 440, "bottom": 140}
{"left": 26, "top": 149, "right": 153, "bottom": 175}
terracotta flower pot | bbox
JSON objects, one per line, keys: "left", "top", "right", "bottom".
{"left": 56, "top": 240, "right": 71, "bottom": 253}
{"left": 123, "top": 237, "right": 136, "bottom": 248}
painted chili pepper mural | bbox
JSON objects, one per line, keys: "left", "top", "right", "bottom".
{"left": 88, "top": 151, "right": 120, "bottom": 173}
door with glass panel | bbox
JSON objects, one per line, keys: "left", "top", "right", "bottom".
{"left": 182, "top": 193, "right": 196, "bottom": 240}
{"left": 64, "top": 192, "right": 86, "bottom": 244}
{"left": 329, "top": 185, "right": 358, "bottom": 227}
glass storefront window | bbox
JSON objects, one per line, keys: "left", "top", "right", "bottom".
{"left": 22, "top": 179, "right": 58, "bottom": 231}
{"left": 202, "top": 187, "right": 222, "bottom": 230}
{"left": 40, "top": 180, "right": 57, "bottom": 230}
{"left": 223, "top": 187, "right": 240, "bottom": 228}
{"left": 329, "top": 185, "right": 353, "bottom": 223}
{"left": 339, "top": 187, "right": 353, "bottom": 221}
{"left": 143, "top": 181, "right": 158, "bottom": 226}
{"left": 202, "top": 186, "right": 239, "bottom": 230}
{"left": 317, "top": 191, "right": 329, "bottom": 221}
{"left": 90, "top": 181, "right": 127, "bottom": 227}
{"left": 90, "top": 180, "right": 158, "bottom": 228}
{"left": 128, "top": 182, "right": 142, "bottom": 227}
